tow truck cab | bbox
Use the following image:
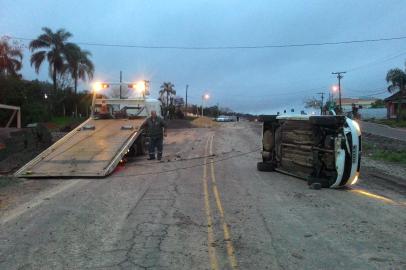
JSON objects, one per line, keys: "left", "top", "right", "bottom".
{"left": 258, "top": 115, "right": 361, "bottom": 188}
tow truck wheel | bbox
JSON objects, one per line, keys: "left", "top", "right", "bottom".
{"left": 136, "top": 136, "right": 147, "bottom": 155}
{"left": 257, "top": 162, "right": 275, "bottom": 172}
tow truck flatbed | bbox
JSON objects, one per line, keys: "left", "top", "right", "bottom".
{"left": 14, "top": 118, "right": 146, "bottom": 178}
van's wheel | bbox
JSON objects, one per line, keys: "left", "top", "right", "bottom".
{"left": 136, "top": 136, "right": 147, "bottom": 156}
{"left": 307, "top": 176, "right": 329, "bottom": 189}
{"left": 257, "top": 162, "right": 275, "bottom": 172}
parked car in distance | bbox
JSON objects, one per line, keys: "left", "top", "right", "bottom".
{"left": 215, "top": 115, "right": 237, "bottom": 122}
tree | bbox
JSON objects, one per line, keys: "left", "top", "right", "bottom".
{"left": 65, "top": 44, "right": 94, "bottom": 93}
{"left": 29, "top": 27, "right": 74, "bottom": 91}
{"left": 386, "top": 68, "right": 406, "bottom": 93}
{"left": 370, "top": 99, "right": 385, "bottom": 108}
{"left": 0, "top": 38, "right": 23, "bottom": 77}
{"left": 159, "top": 82, "right": 176, "bottom": 107}
{"left": 159, "top": 82, "right": 176, "bottom": 117}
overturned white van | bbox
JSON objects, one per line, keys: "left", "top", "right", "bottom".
{"left": 257, "top": 115, "right": 361, "bottom": 188}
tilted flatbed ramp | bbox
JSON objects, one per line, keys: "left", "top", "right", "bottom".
{"left": 14, "top": 118, "right": 146, "bottom": 178}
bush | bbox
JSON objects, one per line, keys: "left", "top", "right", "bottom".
{"left": 22, "top": 102, "right": 51, "bottom": 124}
{"left": 0, "top": 76, "right": 92, "bottom": 125}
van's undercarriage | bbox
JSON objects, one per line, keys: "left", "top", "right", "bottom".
{"left": 259, "top": 115, "right": 356, "bottom": 188}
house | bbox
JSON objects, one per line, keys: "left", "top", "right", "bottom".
{"left": 384, "top": 91, "right": 406, "bottom": 119}
{"left": 334, "top": 98, "right": 377, "bottom": 112}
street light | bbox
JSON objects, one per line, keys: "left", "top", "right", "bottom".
{"left": 331, "top": 85, "right": 339, "bottom": 105}
{"left": 201, "top": 93, "right": 210, "bottom": 117}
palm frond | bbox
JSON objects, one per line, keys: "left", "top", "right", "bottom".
{"left": 57, "top": 29, "right": 73, "bottom": 41}
{"left": 30, "top": 51, "right": 46, "bottom": 73}
{"left": 29, "top": 34, "right": 51, "bottom": 50}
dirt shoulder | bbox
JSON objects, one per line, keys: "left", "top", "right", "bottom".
{"left": 361, "top": 133, "right": 406, "bottom": 188}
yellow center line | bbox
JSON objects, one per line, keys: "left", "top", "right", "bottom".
{"left": 351, "top": 189, "right": 406, "bottom": 206}
{"left": 203, "top": 136, "right": 219, "bottom": 270}
{"left": 209, "top": 135, "right": 239, "bottom": 269}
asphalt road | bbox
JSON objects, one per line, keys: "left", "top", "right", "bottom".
{"left": 0, "top": 122, "right": 405, "bottom": 270}
{"left": 360, "top": 121, "right": 406, "bottom": 142}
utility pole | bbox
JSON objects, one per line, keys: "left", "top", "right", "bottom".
{"left": 317, "top": 92, "right": 324, "bottom": 115}
{"left": 201, "top": 96, "right": 204, "bottom": 117}
{"left": 119, "top": 71, "right": 122, "bottom": 99}
{"left": 332, "top": 71, "right": 346, "bottom": 113}
{"left": 185, "top": 84, "right": 188, "bottom": 116}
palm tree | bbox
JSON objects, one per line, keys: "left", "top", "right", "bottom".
{"left": 386, "top": 68, "right": 406, "bottom": 93}
{"left": 0, "top": 39, "right": 23, "bottom": 77}
{"left": 29, "top": 27, "right": 74, "bottom": 91}
{"left": 65, "top": 44, "right": 94, "bottom": 93}
{"left": 159, "top": 82, "right": 176, "bottom": 107}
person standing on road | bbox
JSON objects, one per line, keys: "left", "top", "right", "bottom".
{"left": 145, "top": 110, "right": 167, "bottom": 160}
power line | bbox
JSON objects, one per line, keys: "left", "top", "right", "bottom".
{"left": 349, "top": 91, "right": 388, "bottom": 97}
{"left": 8, "top": 34, "right": 406, "bottom": 50}
{"left": 347, "top": 50, "right": 406, "bottom": 72}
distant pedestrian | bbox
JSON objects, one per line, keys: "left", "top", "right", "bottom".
{"left": 144, "top": 110, "right": 167, "bottom": 160}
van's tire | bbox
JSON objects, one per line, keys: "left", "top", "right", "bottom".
{"left": 309, "top": 116, "right": 346, "bottom": 126}
{"left": 257, "top": 162, "right": 275, "bottom": 172}
{"left": 262, "top": 130, "right": 274, "bottom": 151}
{"left": 309, "top": 182, "right": 322, "bottom": 190}
{"left": 258, "top": 115, "right": 278, "bottom": 123}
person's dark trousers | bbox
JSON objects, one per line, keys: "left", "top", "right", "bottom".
{"left": 148, "top": 136, "right": 163, "bottom": 160}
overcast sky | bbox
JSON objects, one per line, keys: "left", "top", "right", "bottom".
{"left": 1, "top": 0, "right": 406, "bottom": 114}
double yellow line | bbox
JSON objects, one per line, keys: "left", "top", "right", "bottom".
{"left": 202, "top": 135, "right": 238, "bottom": 270}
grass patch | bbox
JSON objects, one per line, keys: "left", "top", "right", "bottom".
{"left": 373, "top": 150, "right": 406, "bottom": 163}
{"left": 45, "top": 116, "right": 86, "bottom": 131}
{"left": 363, "top": 142, "right": 406, "bottom": 164}
{"left": 371, "top": 119, "right": 406, "bottom": 128}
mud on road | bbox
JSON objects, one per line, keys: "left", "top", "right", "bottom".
{"left": 0, "top": 121, "right": 405, "bottom": 270}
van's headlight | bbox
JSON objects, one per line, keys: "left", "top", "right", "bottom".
{"left": 351, "top": 172, "right": 360, "bottom": 185}
{"left": 352, "top": 120, "right": 361, "bottom": 135}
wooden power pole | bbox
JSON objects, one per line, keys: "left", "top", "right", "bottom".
{"left": 332, "top": 71, "right": 346, "bottom": 113}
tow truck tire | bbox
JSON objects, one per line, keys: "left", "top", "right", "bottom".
{"left": 136, "top": 136, "right": 147, "bottom": 155}
{"left": 128, "top": 145, "right": 137, "bottom": 157}
{"left": 257, "top": 162, "right": 275, "bottom": 172}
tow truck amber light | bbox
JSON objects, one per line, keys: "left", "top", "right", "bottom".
{"left": 93, "top": 82, "right": 109, "bottom": 92}
{"left": 129, "top": 81, "right": 146, "bottom": 93}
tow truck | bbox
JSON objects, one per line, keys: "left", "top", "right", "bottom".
{"left": 257, "top": 114, "right": 362, "bottom": 188}
{"left": 15, "top": 81, "right": 160, "bottom": 178}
